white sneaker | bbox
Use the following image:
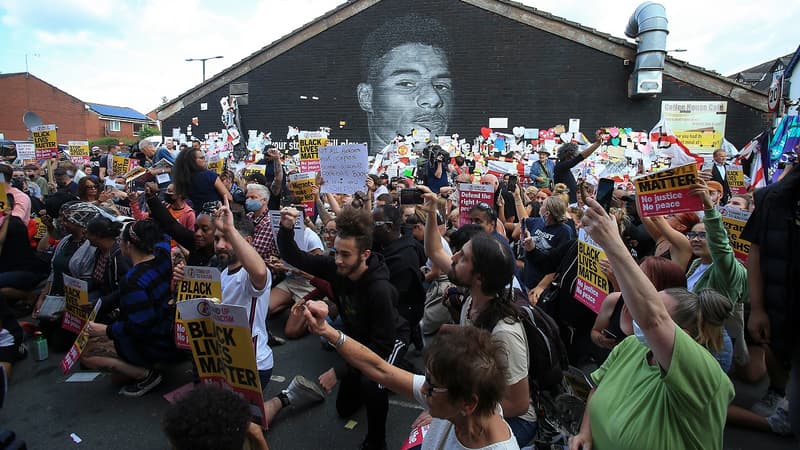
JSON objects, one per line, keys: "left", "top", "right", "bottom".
{"left": 766, "top": 407, "right": 793, "bottom": 436}
{"left": 283, "top": 375, "right": 325, "bottom": 408}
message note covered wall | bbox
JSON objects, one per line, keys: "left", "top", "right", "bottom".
{"left": 178, "top": 299, "right": 267, "bottom": 427}
{"left": 633, "top": 163, "right": 703, "bottom": 217}
{"left": 68, "top": 141, "right": 90, "bottom": 166}
{"left": 61, "top": 300, "right": 102, "bottom": 374}
{"left": 62, "top": 274, "right": 90, "bottom": 334}
{"left": 298, "top": 131, "right": 327, "bottom": 173}
{"left": 174, "top": 266, "right": 221, "bottom": 349}
{"left": 718, "top": 205, "right": 752, "bottom": 264}
{"left": 573, "top": 229, "right": 610, "bottom": 313}
{"left": 32, "top": 124, "right": 58, "bottom": 160}
{"left": 458, "top": 183, "right": 495, "bottom": 227}
{"left": 319, "top": 144, "right": 368, "bottom": 195}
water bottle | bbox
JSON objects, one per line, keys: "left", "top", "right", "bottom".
{"left": 32, "top": 331, "right": 48, "bottom": 361}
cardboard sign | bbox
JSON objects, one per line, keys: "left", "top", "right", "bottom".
{"left": 16, "top": 143, "right": 36, "bottom": 161}
{"left": 178, "top": 299, "right": 267, "bottom": 427}
{"left": 633, "top": 163, "right": 703, "bottom": 217}
{"left": 573, "top": 230, "right": 610, "bottom": 313}
{"left": 319, "top": 144, "right": 368, "bottom": 195}
{"left": 174, "top": 266, "right": 222, "bottom": 350}
{"left": 68, "top": 141, "right": 90, "bottom": 166}
{"left": 32, "top": 124, "right": 58, "bottom": 160}
{"left": 726, "top": 166, "right": 746, "bottom": 195}
{"left": 298, "top": 131, "right": 326, "bottom": 173}
{"left": 718, "top": 205, "right": 751, "bottom": 264}
{"left": 457, "top": 183, "right": 494, "bottom": 227}
{"left": 61, "top": 300, "right": 102, "bottom": 374}
{"left": 111, "top": 155, "right": 138, "bottom": 176}
{"left": 288, "top": 172, "right": 316, "bottom": 203}
{"left": 62, "top": 274, "right": 90, "bottom": 334}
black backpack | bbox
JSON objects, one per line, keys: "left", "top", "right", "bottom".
{"left": 512, "top": 289, "right": 569, "bottom": 393}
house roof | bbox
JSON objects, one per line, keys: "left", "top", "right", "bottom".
{"left": 87, "top": 103, "right": 149, "bottom": 121}
{"left": 784, "top": 44, "right": 800, "bottom": 77}
{"left": 157, "top": 0, "right": 769, "bottom": 119}
{"left": 728, "top": 52, "right": 795, "bottom": 92}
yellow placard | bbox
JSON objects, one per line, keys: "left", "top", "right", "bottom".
{"left": 574, "top": 235, "right": 610, "bottom": 314}
{"left": 288, "top": 172, "right": 316, "bottom": 202}
{"left": 0, "top": 175, "right": 7, "bottom": 211}
{"left": 112, "top": 155, "right": 132, "bottom": 176}
{"left": 63, "top": 274, "right": 90, "bottom": 334}
{"left": 32, "top": 124, "right": 58, "bottom": 159}
{"left": 242, "top": 164, "right": 266, "bottom": 179}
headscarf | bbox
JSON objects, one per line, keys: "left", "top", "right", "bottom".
{"left": 60, "top": 202, "right": 111, "bottom": 228}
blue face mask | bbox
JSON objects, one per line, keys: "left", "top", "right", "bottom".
{"left": 245, "top": 199, "right": 262, "bottom": 213}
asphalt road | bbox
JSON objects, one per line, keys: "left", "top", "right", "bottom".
{"left": 2, "top": 311, "right": 797, "bottom": 450}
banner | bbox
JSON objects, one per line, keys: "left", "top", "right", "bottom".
{"left": 68, "top": 141, "right": 90, "bottom": 166}
{"left": 298, "top": 131, "right": 327, "bottom": 173}
{"left": 174, "top": 266, "right": 222, "bottom": 350}
{"left": 660, "top": 101, "right": 727, "bottom": 154}
{"left": 178, "top": 298, "right": 267, "bottom": 427}
{"left": 319, "top": 144, "right": 368, "bottom": 195}
{"left": 457, "top": 183, "right": 494, "bottom": 227}
{"left": 633, "top": 163, "right": 703, "bottom": 217}
{"left": 718, "top": 205, "right": 751, "bottom": 264}
{"left": 573, "top": 229, "right": 610, "bottom": 313}
{"left": 61, "top": 300, "right": 102, "bottom": 374}
{"left": 725, "top": 165, "right": 746, "bottom": 195}
{"left": 32, "top": 124, "right": 58, "bottom": 160}
{"left": 62, "top": 274, "right": 90, "bottom": 334}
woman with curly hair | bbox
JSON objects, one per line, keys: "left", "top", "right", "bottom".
{"left": 171, "top": 148, "right": 231, "bottom": 212}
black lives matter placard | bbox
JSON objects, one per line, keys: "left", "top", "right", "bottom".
{"left": 633, "top": 163, "right": 703, "bottom": 217}
{"left": 174, "top": 267, "right": 221, "bottom": 350}
{"left": 178, "top": 298, "right": 267, "bottom": 427}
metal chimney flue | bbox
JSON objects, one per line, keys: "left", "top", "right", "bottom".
{"left": 625, "top": 2, "right": 668, "bottom": 97}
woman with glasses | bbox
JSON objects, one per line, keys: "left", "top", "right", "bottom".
{"left": 77, "top": 177, "right": 101, "bottom": 203}
{"left": 302, "top": 302, "right": 519, "bottom": 450}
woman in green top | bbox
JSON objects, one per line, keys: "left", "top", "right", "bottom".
{"left": 569, "top": 193, "right": 734, "bottom": 450}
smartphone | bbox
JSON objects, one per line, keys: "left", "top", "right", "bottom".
{"left": 400, "top": 188, "right": 424, "bottom": 205}
{"left": 601, "top": 329, "right": 618, "bottom": 340}
{"left": 596, "top": 178, "right": 615, "bottom": 212}
{"left": 508, "top": 175, "right": 518, "bottom": 193}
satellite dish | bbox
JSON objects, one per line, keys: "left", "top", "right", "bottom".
{"left": 23, "top": 111, "right": 43, "bottom": 130}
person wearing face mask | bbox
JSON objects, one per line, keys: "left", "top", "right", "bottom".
{"left": 130, "top": 184, "right": 195, "bottom": 233}
{"left": 569, "top": 196, "right": 734, "bottom": 450}
{"left": 244, "top": 183, "right": 280, "bottom": 263}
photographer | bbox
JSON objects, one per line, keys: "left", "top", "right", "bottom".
{"left": 426, "top": 145, "right": 449, "bottom": 194}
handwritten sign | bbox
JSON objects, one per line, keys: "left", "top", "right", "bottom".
{"left": 298, "top": 131, "right": 326, "bottom": 173}
{"left": 32, "top": 124, "right": 58, "bottom": 160}
{"left": 62, "top": 274, "right": 90, "bottom": 334}
{"left": 16, "top": 143, "right": 36, "bottom": 162}
{"left": 726, "top": 165, "right": 746, "bottom": 195}
{"left": 178, "top": 299, "right": 267, "bottom": 427}
{"left": 458, "top": 183, "right": 494, "bottom": 227}
{"left": 319, "top": 144, "right": 368, "bottom": 195}
{"left": 174, "top": 266, "right": 221, "bottom": 350}
{"left": 61, "top": 300, "right": 102, "bottom": 374}
{"left": 633, "top": 163, "right": 703, "bottom": 217}
{"left": 718, "top": 205, "right": 751, "bottom": 264}
{"left": 573, "top": 230, "right": 610, "bottom": 313}
{"left": 68, "top": 141, "right": 90, "bottom": 166}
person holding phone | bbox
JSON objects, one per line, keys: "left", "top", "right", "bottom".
{"left": 513, "top": 196, "right": 574, "bottom": 290}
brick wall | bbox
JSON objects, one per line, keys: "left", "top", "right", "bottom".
{"left": 163, "top": 0, "right": 767, "bottom": 152}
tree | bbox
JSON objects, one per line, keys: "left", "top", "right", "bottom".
{"left": 137, "top": 125, "right": 160, "bottom": 139}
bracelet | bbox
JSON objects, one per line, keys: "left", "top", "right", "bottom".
{"left": 329, "top": 330, "right": 346, "bottom": 348}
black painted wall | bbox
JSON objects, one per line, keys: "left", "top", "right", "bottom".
{"left": 163, "top": 0, "right": 766, "bottom": 152}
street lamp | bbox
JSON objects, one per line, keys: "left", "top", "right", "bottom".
{"left": 185, "top": 55, "right": 224, "bottom": 82}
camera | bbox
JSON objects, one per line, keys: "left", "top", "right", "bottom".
{"left": 425, "top": 144, "right": 449, "bottom": 166}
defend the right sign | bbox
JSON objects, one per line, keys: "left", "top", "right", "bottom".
{"left": 633, "top": 163, "right": 703, "bottom": 217}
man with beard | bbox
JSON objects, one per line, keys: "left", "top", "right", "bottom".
{"left": 357, "top": 14, "right": 453, "bottom": 155}
{"left": 277, "top": 206, "right": 408, "bottom": 450}
{"left": 372, "top": 205, "right": 426, "bottom": 351}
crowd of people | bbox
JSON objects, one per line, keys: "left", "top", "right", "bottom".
{"left": 0, "top": 135, "right": 798, "bottom": 450}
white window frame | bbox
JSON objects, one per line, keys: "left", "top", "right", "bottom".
{"left": 109, "top": 120, "right": 121, "bottom": 132}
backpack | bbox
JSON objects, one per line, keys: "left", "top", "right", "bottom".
{"left": 512, "top": 288, "right": 569, "bottom": 393}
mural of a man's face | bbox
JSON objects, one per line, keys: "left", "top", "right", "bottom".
{"left": 358, "top": 43, "right": 453, "bottom": 153}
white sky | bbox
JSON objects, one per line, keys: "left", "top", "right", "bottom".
{"left": 0, "top": 0, "right": 797, "bottom": 114}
